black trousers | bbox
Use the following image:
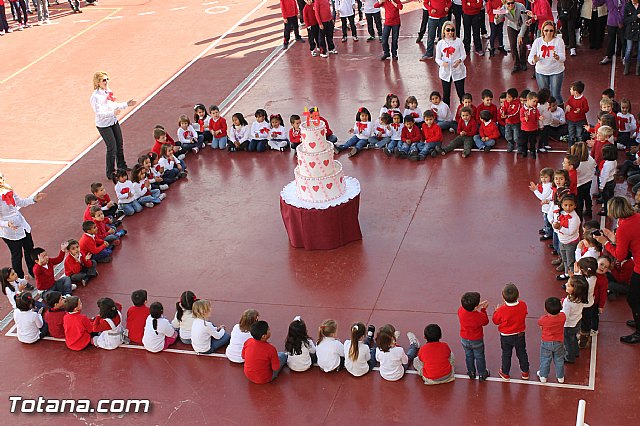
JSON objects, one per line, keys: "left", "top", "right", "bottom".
{"left": 97, "top": 121, "right": 127, "bottom": 179}
{"left": 69, "top": 261, "right": 98, "bottom": 284}
{"left": 588, "top": 13, "right": 607, "bottom": 49}
{"left": 284, "top": 16, "right": 301, "bottom": 43}
{"left": 628, "top": 272, "right": 640, "bottom": 334}
{"left": 500, "top": 333, "right": 529, "bottom": 375}
{"left": 507, "top": 26, "right": 527, "bottom": 68}
{"left": 2, "top": 232, "right": 35, "bottom": 278}
{"left": 319, "top": 20, "right": 335, "bottom": 51}
{"left": 463, "top": 12, "right": 482, "bottom": 53}
{"left": 417, "top": 9, "right": 429, "bottom": 39}
{"left": 605, "top": 24, "right": 623, "bottom": 58}
{"left": 576, "top": 181, "right": 592, "bottom": 217}
{"left": 307, "top": 24, "right": 323, "bottom": 52}
{"left": 296, "top": 0, "right": 305, "bottom": 22}
{"left": 0, "top": 6, "right": 9, "bottom": 32}
{"left": 559, "top": 9, "right": 577, "bottom": 49}
{"left": 450, "top": 4, "right": 462, "bottom": 37}
{"left": 519, "top": 129, "right": 538, "bottom": 153}
{"left": 340, "top": 15, "right": 356, "bottom": 38}
{"left": 441, "top": 78, "right": 465, "bottom": 109}
{"left": 366, "top": 12, "right": 382, "bottom": 38}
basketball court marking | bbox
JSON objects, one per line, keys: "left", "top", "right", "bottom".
{"left": 0, "top": 159, "right": 71, "bottom": 165}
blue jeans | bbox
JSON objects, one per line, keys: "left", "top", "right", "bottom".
{"left": 397, "top": 141, "right": 412, "bottom": 154}
{"left": 420, "top": 141, "right": 441, "bottom": 156}
{"left": 386, "top": 139, "right": 400, "bottom": 151}
{"left": 212, "top": 136, "right": 228, "bottom": 149}
{"left": 338, "top": 135, "right": 368, "bottom": 152}
{"left": 119, "top": 200, "right": 143, "bottom": 216}
{"left": 504, "top": 123, "right": 521, "bottom": 149}
{"left": 437, "top": 120, "right": 456, "bottom": 132}
{"left": 559, "top": 241, "right": 577, "bottom": 276}
{"left": 382, "top": 24, "right": 400, "bottom": 57}
{"left": 409, "top": 142, "right": 423, "bottom": 154}
{"left": 46, "top": 276, "right": 73, "bottom": 296}
{"left": 93, "top": 247, "right": 113, "bottom": 261}
{"left": 539, "top": 340, "right": 565, "bottom": 379}
{"left": 138, "top": 189, "right": 162, "bottom": 205}
{"left": 498, "top": 124, "right": 505, "bottom": 138}
{"left": 327, "top": 134, "right": 338, "bottom": 143}
{"left": 564, "top": 324, "right": 580, "bottom": 362}
{"left": 625, "top": 39, "right": 640, "bottom": 64}
{"left": 552, "top": 230, "right": 560, "bottom": 252}
{"left": 542, "top": 213, "right": 552, "bottom": 237}
{"left": 472, "top": 135, "right": 496, "bottom": 149}
{"left": 500, "top": 333, "right": 529, "bottom": 375}
{"left": 248, "top": 139, "right": 268, "bottom": 152}
{"left": 567, "top": 120, "right": 585, "bottom": 146}
{"left": 535, "top": 71, "right": 564, "bottom": 105}
{"left": 461, "top": 338, "right": 487, "bottom": 376}
{"left": 423, "top": 17, "right": 447, "bottom": 57}
{"left": 272, "top": 352, "right": 289, "bottom": 380}
{"left": 368, "top": 136, "right": 390, "bottom": 149}
{"left": 199, "top": 331, "right": 231, "bottom": 354}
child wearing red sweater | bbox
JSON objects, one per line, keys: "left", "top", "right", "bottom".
{"left": 413, "top": 110, "right": 443, "bottom": 160}
{"left": 442, "top": 107, "right": 477, "bottom": 158}
{"left": 537, "top": 297, "right": 566, "bottom": 383}
{"left": 375, "top": 0, "right": 403, "bottom": 60}
{"left": 413, "top": 323, "right": 455, "bottom": 385}
{"left": 502, "top": 88, "right": 521, "bottom": 152}
{"left": 63, "top": 239, "right": 97, "bottom": 287}
{"left": 209, "top": 105, "right": 229, "bottom": 150}
{"left": 565, "top": 80, "right": 589, "bottom": 146}
{"left": 126, "top": 289, "right": 150, "bottom": 345}
{"left": 397, "top": 115, "right": 422, "bottom": 158}
{"left": 63, "top": 296, "right": 95, "bottom": 351}
{"left": 289, "top": 114, "right": 302, "bottom": 149}
{"left": 473, "top": 110, "right": 499, "bottom": 152}
{"left": 242, "top": 320, "right": 288, "bottom": 384}
{"left": 31, "top": 245, "right": 74, "bottom": 295}
{"left": 519, "top": 92, "right": 541, "bottom": 158}
{"left": 44, "top": 291, "right": 66, "bottom": 339}
{"left": 476, "top": 89, "right": 499, "bottom": 122}
{"left": 79, "top": 220, "right": 112, "bottom": 263}
{"left": 90, "top": 206, "right": 126, "bottom": 246}
{"left": 280, "top": 0, "right": 303, "bottom": 49}
{"left": 492, "top": 283, "right": 530, "bottom": 381}
{"left": 90, "top": 182, "right": 119, "bottom": 220}
{"left": 458, "top": 292, "right": 490, "bottom": 381}
{"left": 314, "top": 0, "right": 336, "bottom": 56}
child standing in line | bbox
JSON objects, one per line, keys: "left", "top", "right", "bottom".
{"left": 289, "top": 114, "right": 302, "bottom": 150}
{"left": 335, "top": 107, "right": 373, "bottom": 157}
{"left": 575, "top": 257, "right": 598, "bottom": 349}
{"left": 375, "top": 0, "right": 403, "bottom": 60}
{"left": 208, "top": 105, "right": 228, "bottom": 150}
{"left": 267, "top": 113, "right": 289, "bottom": 151}
{"left": 492, "top": 283, "right": 530, "bottom": 381}
{"left": 537, "top": 297, "right": 567, "bottom": 383}
{"left": 92, "top": 297, "right": 125, "bottom": 350}
{"left": 474, "top": 110, "right": 500, "bottom": 152}
{"left": 442, "top": 106, "right": 477, "bottom": 158}
{"left": 226, "top": 309, "right": 260, "bottom": 363}
{"left": 530, "top": 167, "right": 555, "bottom": 241}
{"left": 32, "top": 245, "right": 74, "bottom": 295}
{"left": 337, "top": 0, "right": 358, "bottom": 42}
{"left": 303, "top": 0, "right": 323, "bottom": 57}
{"left": 63, "top": 296, "right": 94, "bottom": 351}
{"left": 563, "top": 154, "right": 579, "bottom": 196}
{"left": 285, "top": 316, "right": 317, "bottom": 372}
{"left": 14, "top": 293, "right": 47, "bottom": 344}
{"left": 414, "top": 110, "right": 443, "bottom": 160}
{"left": 597, "top": 144, "right": 618, "bottom": 216}
{"left": 368, "top": 112, "right": 392, "bottom": 149}
{"left": 570, "top": 142, "right": 596, "bottom": 218}
{"left": 537, "top": 88, "right": 553, "bottom": 152}
{"left": 384, "top": 112, "right": 404, "bottom": 155}
{"left": 502, "top": 88, "right": 521, "bottom": 153}
{"left": 414, "top": 323, "right": 454, "bottom": 385}
{"left": 43, "top": 291, "right": 66, "bottom": 339}
{"left": 142, "top": 302, "right": 178, "bottom": 353}
{"left": 171, "top": 291, "right": 197, "bottom": 345}
{"left": 126, "top": 289, "right": 149, "bottom": 345}
{"left": 519, "top": 91, "right": 541, "bottom": 158}
{"left": 565, "top": 80, "right": 589, "bottom": 146}
{"left": 457, "top": 292, "right": 490, "bottom": 381}
{"left": 316, "top": 319, "right": 345, "bottom": 372}
{"left": 190, "top": 300, "right": 231, "bottom": 354}
{"left": 281, "top": 0, "right": 304, "bottom": 48}
{"left": 592, "top": 255, "right": 611, "bottom": 335}
{"left": 562, "top": 275, "right": 588, "bottom": 363}
{"left": 63, "top": 239, "right": 97, "bottom": 287}
{"left": 398, "top": 115, "right": 422, "bottom": 158}
{"left": 249, "top": 109, "right": 270, "bottom": 152}
{"left": 363, "top": 0, "right": 382, "bottom": 41}
{"left": 553, "top": 194, "right": 581, "bottom": 281}
{"left": 177, "top": 115, "right": 202, "bottom": 154}
{"left": 344, "top": 322, "right": 376, "bottom": 376}
{"left": 616, "top": 99, "right": 636, "bottom": 150}
{"left": 194, "top": 104, "right": 213, "bottom": 147}
{"left": 375, "top": 324, "right": 420, "bottom": 381}
{"left": 242, "top": 320, "right": 288, "bottom": 383}
{"left": 403, "top": 96, "right": 424, "bottom": 124}
{"left": 228, "top": 112, "right": 250, "bottom": 152}
{"left": 114, "top": 169, "right": 143, "bottom": 216}
{"left": 314, "top": 0, "right": 337, "bottom": 56}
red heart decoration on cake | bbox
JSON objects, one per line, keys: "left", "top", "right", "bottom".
{"left": 326, "top": 183, "right": 333, "bottom": 189}
{"left": 301, "top": 186, "right": 306, "bottom": 192}
{"left": 309, "top": 142, "right": 316, "bottom": 149}
{"left": 309, "top": 162, "right": 316, "bottom": 168}
{"left": 340, "top": 176, "right": 344, "bottom": 183}
{"left": 298, "top": 160, "right": 302, "bottom": 165}
{"left": 301, "top": 133, "right": 306, "bottom": 140}
{"left": 312, "top": 186, "right": 319, "bottom": 192}
{"left": 320, "top": 129, "right": 325, "bottom": 136}
{"left": 323, "top": 160, "right": 329, "bottom": 167}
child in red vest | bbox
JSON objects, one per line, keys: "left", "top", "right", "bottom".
{"left": 242, "top": 320, "right": 288, "bottom": 384}
{"left": 492, "top": 283, "right": 529, "bottom": 381}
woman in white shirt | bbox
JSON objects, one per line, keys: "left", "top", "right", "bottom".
{"left": 190, "top": 300, "right": 231, "bottom": 354}
{"left": 528, "top": 21, "right": 566, "bottom": 106}
{"left": 434, "top": 21, "right": 467, "bottom": 108}
{"left": 142, "top": 302, "right": 178, "bottom": 353}
{"left": 89, "top": 71, "right": 137, "bottom": 180}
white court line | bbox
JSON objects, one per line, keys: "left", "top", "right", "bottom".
{"left": 2, "top": 323, "right": 596, "bottom": 390}
{"left": 0, "top": 158, "right": 71, "bottom": 165}
{"left": 137, "top": 12, "right": 156, "bottom": 16}
{"left": 105, "top": 16, "right": 123, "bottom": 20}
{"left": 74, "top": 20, "right": 91, "bottom": 23}
{"left": 202, "top": 1, "right": 219, "bottom": 5}
{"left": 26, "top": 0, "right": 268, "bottom": 200}
{"left": 170, "top": 7, "right": 187, "bottom": 11}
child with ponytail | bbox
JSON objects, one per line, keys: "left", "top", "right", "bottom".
{"left": 344, "top": 322, "right": 377, "bottom": 376}
{"left": 142, "top": 302, "right": 178, "bottom": 353}
{"left": 172, "top": 290, "right": 197, "bottom": 344}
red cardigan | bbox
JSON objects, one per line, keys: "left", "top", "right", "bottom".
{"left": 457, "top": 117, "right": 478, "bottom": 136}
{"left": 33, "top": 250, "right": 65, "bottom": 291}
{"left": 520, "top": 105, "right": 540, "bottom": 132}
{"left": 314, "top": 0, "right": 332, "bottom": 23}
{"left": 461, "top": 0, "right": 482, "bottom": 15}
{"left": 303, "top": 4, "right": 318, "bottom": 27}
{"left": 479, "top": 121, "right": 500, "bottom": 139}
{"left": 492, "top": 301, "right": 528, "bottom": 334}
{"left": 426, "top": 0, "right": 451, "bottom": 18}
{"left": 476, "top": 103, "right": 498, "bottom": 122}
{"left": 422, "top": 122, "right": 443, "bottom": 143}
{"left": 63, "top": 312, "right": 93, "bottom": 351}
{"left": 565, "top": 95, "right": 589, "bottom": 122}
{"left": 64, "top": 253, "right": 92, "bottom": 276}
{"left": 374, "top": 0, "right": 403, "bottom": 26}
{"left": 458, "top": 306, "right": 489, "bottom": 340}
{"left": 44, "top": 308, "right": 66, "bottom": 338}
{"left": 79, "top": 233, "right": 108, "bottom": 256}
{"left": 280, "top": 0, "right": 298, "bottom": 18}
{"left": 209, "top": 117, "right": 228, "bottom": 137}
{"left": 401, "top": 125, "right": 422, "bottom": 143}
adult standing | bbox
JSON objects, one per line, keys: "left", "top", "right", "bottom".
{"left": 494, "top": 0, "right": 528, "bottom": 74}
{"left": 0, "top": 172, "right": 46, "bottom": 279}
{"left": 596, "top": 0, "right": 625, "bottom": 64}
{"left": 419, "top": 0, "right": 451, "bottom": 60}
{"left": 581, "top": 0, "right": 607, "bottom": 50}
{"left": 435, "top": 21, "right": 467, "bottom": 107}
{"left": 622, "top": 0, "right": 640, "bottom": 75}
{"left": 557, "top": 0, "right": 579, "bottom": 56}
{"left": 594, "top": 197, "right": 640, "bottom": 344}
{"left": 90, "top": 71, "right": 137, "bottom": 180}
{"left": 528, "top": 21, "right": 566, "bottom": 105}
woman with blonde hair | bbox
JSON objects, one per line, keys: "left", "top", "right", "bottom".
{"left": 89, "top": 71, "right": 137, "bottom": 180}
{"left": 434, "top": 21, "right": 466, "bottom": 108}
{"left": 528, "top": 20, "right": 566, "bottom": 106}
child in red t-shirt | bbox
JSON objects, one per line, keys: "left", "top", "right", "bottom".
{"left": 537, "top": 297, "right": 567, "bottom": 383}
{"left": 63, "top": 296, "right": 94, "bottom": 351}
{"left": 458, "top": 292, "right": 490, "bottom": 381}
{"left": 44, "top": 291, "right": 66, "bottom": 339}
{"left": 126, "top": 289, "right": 150, "bottom": 345}
{"left": 413, "top": 324, "right": 455, "bottom": 385}
{"left": 492, "top": 283, "right": 529, "bottom": 381}
{"left": 565, "top": 80, "right": 589, "bottom": 146}
{"left": 242, "top": 320, "right": 288, "bottom": 384}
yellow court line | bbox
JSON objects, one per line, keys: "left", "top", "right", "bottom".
{"left": 0, "top": 8, "right": 123, "bottom": 84}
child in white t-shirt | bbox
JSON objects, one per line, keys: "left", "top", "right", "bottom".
{"left": 316, "top": 319, "right": 345, "bottom": 372}
{"left": 142, "top": 302, "right": 177, "bottom": 353}
{"left": 225, "top": 309, "right": 260, "bottom": 363}
{"left": 344, "top": 322, "right": 376, "bottom": 376}
{"left": 285, "top": 316, "right": 317, "bottom": 372}
{"left": 375, "top": 324, "right": 419, "bottom": 381}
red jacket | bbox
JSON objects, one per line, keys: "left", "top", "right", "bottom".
{"left": 280, "top": 0, "right": 298, "bottom": 18}
{"left": 422, "top": 122, "right": 443, "bottom": 143}
{"left": 537, "top": 313, "right": 566, "bottom": 342}
{"left": 151, "top": 136, "right": 176, "bottom": 156}
{"left": 44, "top": 308, "right": 66, "bottom": 338}
{"left": 502, "top": 99, "right": 521, "bottom": 125}
{"left": 458, "top": 306, "right": 489, "bottom": 340}
{"left": 531, "top": 0, "right": 554, "bottom": 30}
{"left": 64, "top": 253, "right": 92, "bottom": 276}
{"left": 289, "top": 127, "right": 302, "bottom": 144}
{"left": 565, "top": 95, "right": 589, "bottom": 122}
{"left": 374, "top": 0, "right": 403, "bottom": 26}
{"left": 79, "top": 233, "right": 108, "bottom": 256}
{"left": 63, "top": 312, "right": 93, "bottom": 351}
{"left": 457, "top": 117, "right": 478, "bottom": 136}
{"left": 401, "top": 124, "right": 422, "bottom": 143}
{"left": 97, "top": 193, "right": 112, "bottom": 209}
{"left": 610, "top": 258, "right": 635, "bottom": 284}
{"left": 476, "top": 103, "right": 498, "bottom": 122}
{"left": 303, "top": 4, "right": 318, "bottom": 27}
{"left": 314, "top": 0, "right": 333, "bottom": 23}
{"left": 520, "top": 105, "right": 540, "bottom": 132}
{"left": 209, "top": 117, "right": 228, "bottom": 137}
{"left": 594, "top": 273, "right": 608, "bottom": 309}
{"left": 479, "top": 120, "right": 500, "bottom": 139}
{"left": 492, "top": 300, "right": 528, "bottom": 334}
{"left": 461, "top": 0, "right": 482, "bottom": 15}
{"left": 426, "top": 0, "right": 451, "bottom": 18}
{"left": 33, "top": 250, "right": 65, "bottom": 291}
{"left": 604, "top": 214, "right": 640, "bottom": 274}
{"left": 94, "top": 219, "right": 112, "bottom": 241}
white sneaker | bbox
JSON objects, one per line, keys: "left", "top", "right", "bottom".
{"left": 352, "top": 36, "right": 358, "bottom": 41}
{"left": 449, "top": 128, "right": 455, "bottom": 133}
{"left": 71, "top": 284, "right": 77, "bottom": 291}
{"left": 192, "top": 147, "right": 199, "bottom": 154}
{"left": 590, "top": 329, "right": 598, "bottom": 336}
{"left": 158, "top": 193, "right": 166, "bottom": 200}
{"left": 544, "top": 145, "right": 552, "bottom": 150}
{"left": 329, "top": 49, "right": 338, "bottom": 54}
{"left": 557, "top": 377, "right": 565, "bottom": 383}
{"left": 178, "top": 154, "right": 186, "bottom": 160}
{"left": 144, "top": 202, "right": 154, "bottom": 208}
{"left": 406, "top": 331, "right": 420, "bottom": 348}
{"left": 311, "top": 50, "right": 318, "bottom": 57}
{"left": 536, "top": 371, "right": 547, "bottom": 383}
{"left": 159, "top": 184, "right": 169, "bottom": 191}
{"left": 320, "top": 52, "right": 328, "bottom": 58}
{"left": 570, "top": 48, "right": 576, "bottom": 56}
{"left": 617, "top": 143, "right": 626, "bottom": 150}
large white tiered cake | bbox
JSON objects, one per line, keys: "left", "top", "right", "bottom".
{"left": 294, "top": 122, "right": 347, "bottom": 203}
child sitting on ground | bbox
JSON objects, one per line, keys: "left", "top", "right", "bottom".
{"left": 316, "top": 319, "right": 345, "bottom": 372}
{"left": 190, "top": 299, "right": 231, "bottom": 354}
{"left": 442, "top": 107, "right": 477, "bottom": 158}
{"left": 267, "top": 113, "right": 289, "bottom": 151}
{"left": 92, "top": 297, "right": 125, "bottom": 350}
{"left": 474, "top": 109, "right": 499, "bottom": 152}
{"left": 32, "top": 244, "right": 74, "bottom": 295}
{"left": 412, "top": 110, "right": 442, "bottom": 160}
{"left": 289, "top": 114, "right": 302, "bottom": 150}
{"left": 14, "top": 293, "right": 47, "bottom": 344}
{"left": 226, "top": 309, "right": 260, "bottom": 363}
{"left": 90, "top": 182, "right": 119, "bottom": 219}
{"left": 335, "top": 107, "right": 373, "bottom": 157}
{"left": 208, "top": 105, "right": 228, "bottom": 150}
{"left": 492, "top": 282, "right": 530, "bottom": 381}
{"left": 285, "top": 316, "right": 317, "bottom": 372}
{"left": 113, "top": 169, "right": 143, "bottom": 216}
{"left": 79, "top": 220, "right": 112, "bottom": 263}
{"left": 63, "top": 296, "right": 95, "bottom": 351}
{"left": 228, "top": 112, "right": 250, "bottom": 152}
{"left": 90, "top": 206, "right": 126, "bottom": 246}
{"left": 384, "top": 112, "right": 404, "bottom": 155}
{"left": 132, "top": 164, "right": 166, "bottom": 209}
{"left": 375, "top": 324, "right": 419, "bottom": 381}
{"left": 536, "top": 297, "right": 566, "bottom": 383}
{"left": 43, "top": 291, "right": 66, "bottom": 339}
{"left": 242, "top": 320, "right": 288, "bottom": 384}
{"left": 344, "top": 322, "right": 376, "bottom": 376}
{"left": 63, "top": 239, "right": 97, "bottom": 286}
{"left": 171, "top": 290, "right": 197, "bottom": 345}
{"left": 414, "top": 323, "right": 455, "bottom": 385}
{"left": 159, "top": 145, "right": 187, "bottom": 179}
{"left": 398, "top": 115, "right": 422, "bottom": 158}
{"left": 142, "top": 302, "right": 178, "bottom": 353}
{"left": 458, "top": 291, "right": 490, "bottom": 381}
{"left": 126, "top": 289, "right": 150, "bottom": 345}
{"left": 176, "top": 114, "right": 202, "bottom": 154}
{"left": 368, "top": 112, "right": 392, "bottom": 149}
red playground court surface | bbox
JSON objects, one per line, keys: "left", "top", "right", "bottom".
{"left": 1, "top": 1, "right": 639, "bottom": 424}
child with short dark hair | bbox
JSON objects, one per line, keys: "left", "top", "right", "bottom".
{"left": 90, "top": 182, "right": 119, "bottom": 219}
{"left": 563, "top": 154, "right": 579, "bottom": 196}
{"left": 398, "top": 115, "right": 422, "bottom": 158}
{"left": 43, "top": 291, "right": 66, "bottom": 338}
{"left": 502, "top": 88, "right": 521, "bottom": 152}
{"left": 413, "top": 323, "right": 455, "bottom": 385}
{"left": 519, "top": 91, "right": 541, "bottom": 158}
{"left": 208, "top": 105, "right": 228, "bottom": 150}
{"left": 90, "top": 206, "right": 126, "bottom": 246}
{"left": 457, "top": 292, "right": 490, "bottom": 381}
{"left": 289, "top": 114, "right": 302, "bottom": 150}
{"left": 474, "top": 109, "right": 499, "bottom": 152}
{"left": 126, "top": 289, "right": 150, "bottom": 345}
{"left": 280, "top": 0, "right": 304, "bottom": 48}
{"left": 492, "top": 283, "right": 529, "bottom": 381}
{"left": 63, "top": 296, "right": 94, "bottom": 351}
{"left": 414, "top": 110, "right": 442, "bottom": 160}
{"left": 242, "top": 320, "right": 288, "bottom": 383}
{"left": 565, "top": 80, "right": 589, "bottom": 146}
{"left": 442, "top": 107, "right": 477, "bottom": 158}
{"left": 63, "top": 239, "right": 97, "bottom": 286}
{"left": 79, "top": 220, "right": 112, "bottom": 263}
{"left": 31, "top": 244, "right": 74, "bottom": 295}
{"left": 476, "top": 89, "right": 498, "bottom": 123}
{"left": 536, "top": 297, "right": 566, "bottom": 383}
{"left": 13, "top": 293, "right": 47, "bottom": 344}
